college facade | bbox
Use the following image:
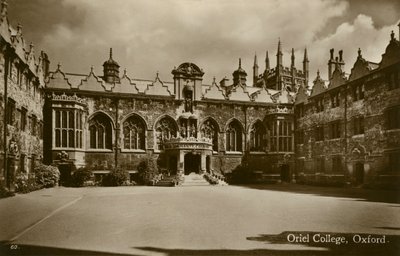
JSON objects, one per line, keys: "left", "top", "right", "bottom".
{"left": 0, "top": 1, "right": 399, "bottom": 188}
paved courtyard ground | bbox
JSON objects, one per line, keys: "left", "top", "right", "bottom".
{"left": 0, "top": 185, "right": 399, "bottom": 255}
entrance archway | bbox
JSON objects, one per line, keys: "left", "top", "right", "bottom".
{"left": 168, "top": 156, "right": 177, "bottom": 175}
{"left": 184, "top": 153, "right": 201, "bottom": 175}
{"left": 354, "top": 162, "right": 364, "bottom": 185}
{"left": 59, "top": 164, "right": 73, "bottom": 186}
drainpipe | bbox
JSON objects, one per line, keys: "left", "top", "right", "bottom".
{"left": 344, "top": 85, "right": 348, "bottom": 182}
{"left": 3, "top": 44, "right": 9, "bottom": 188}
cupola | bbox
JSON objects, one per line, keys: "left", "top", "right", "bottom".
{"left": 103, "top": 48, "right": 120, "bottom": 83}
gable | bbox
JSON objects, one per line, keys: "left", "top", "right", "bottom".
{"left": 328, "top": 68, "right": 346, "bottom": 89}
{"left": 46, "top": 68, "right": 71, "bottom": 90}
{"left": 144, "top": 75, "right": 172, "bottom": 96}
{"left": 203, "top": 82, "right": 226, "bottom": 100}
{"left": 252, "top": 87, "right": 274, "bottom": 103}
{"left": 228, "top": 84, "right": 251, "bottom": 102}
{"left": 79, "top": 71, "right": 109, "bottom": 92}
{"left": 294, "top": 86, "right": 308, "bottom": 104}
{"left": 113, "top": 74, "right": 139, "bottom": 94}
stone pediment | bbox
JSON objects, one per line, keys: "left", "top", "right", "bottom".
{"left": 172, "top": 62, "right": 204, "bottom": 77}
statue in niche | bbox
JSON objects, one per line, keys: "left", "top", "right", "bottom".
{"left": 189, "top": 123, "right": 196, "bottom": 138}
{"left": 184, "top": 89, "right": 193, "bottom": 113}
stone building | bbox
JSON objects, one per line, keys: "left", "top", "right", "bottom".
{"left": 294, "top": 29, "right": 400, "bottom": 187}
{"left": 0, "top": 1, "right": 49, "bottom": 190}
{"left": 44, "top": 49, "right": 296, "bottom": 184}
{"left": 0, "top": 0, "right": 399, "bottom": 188}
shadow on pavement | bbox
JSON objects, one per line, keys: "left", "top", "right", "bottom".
{"left": 0, "top": 241, "right": 138, "bottom": 256}
{"left": 134, "top": 231, "right": 400, "bottom": 256}
{"left": 235, "top": 184, "right": 400, "bottom": 204}
{"left": 1, "top": 231, "right": 399, "bottom": 256}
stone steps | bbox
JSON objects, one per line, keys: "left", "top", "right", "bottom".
{"left": 155, "top": 176, "right": 176, "bottom": 187}
{"left": 181, "top": 173, "right": 210, "bottom": 186}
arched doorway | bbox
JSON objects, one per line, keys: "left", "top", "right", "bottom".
{"left": 168, "top": 156, "right": 178, "bottom": 175}
{"left": 184, "top": 153, "right": 201, "bottom": 175}
{"left": 354, "top": 162, "right": 364, "bottom": 185}
{"left": 59, "top": 163, "right": 73, "bottom": 186}
{"left": 280, "top": 164, "right": 290, "bottom": 183}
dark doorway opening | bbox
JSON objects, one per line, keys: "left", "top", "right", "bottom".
{"left": 280, "top": 164, "right": 290, "bottom": 183}
{"left": 184, "top": 153, "right": 201, "bottom": 175}
{"left": 168, "top": 156, "right": 178, "bottom": 175}
{"left": 59, "top": 164, "right": 72, "bottom": 186}
{"left": 354, "top": 162, "right": 364, "bottom": 185}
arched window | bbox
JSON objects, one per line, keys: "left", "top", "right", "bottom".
{"left": 89, "top": 113, "right": 112, "bottom": 149}
{"left": 123, "top": 115, "right": 146, "bottom": 150}
{"left": 200, "top": 118, "right": 219, "bottom": 151}
{"left": 250, "top": 121, "right": 266, "bottom": 152}
{"left": 226, "top": 120, "right": 242, "bottom": 152}
{"left": 155, "top": 116, "right": 177, "bottom": 150}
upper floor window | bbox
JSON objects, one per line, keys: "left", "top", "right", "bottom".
{"left": 352, "top": 83, "right": 364, "bottom": 101}
{"left": 89, "top": 113, "right": 113, "bottom": 149}
{"left": 249, "top": 121, "right": 266, "bottom": 152}
{"left": 315, "top": 126, "right": 324, "bottom": 141}
{"left": 226, "top": 120, "right": 243, "bottom": 152}
{"left": 353, "top": 116, "right": 364, "bottom": 135}
{"left": 387, "top": 70, "right": 400, "bottom": 90}
{"left": 7, "top": 98, "right": 16, "bottom": 126}
{"left": 315, "top": 98, "right": 324, "bottom": 112}
{"left": 329, "top": 121, "right": 341, "bottom": 139}
{"left": 386, "top": 107, "right": 400, "bottom": 130}
{"left": 20, "top": 107, "right": 27, "bottom": 131}
{"left": 123, "top": 115, "right": 146, "bottom": 150}
{"left": 331, "top": 92, "right": 340, "bottom": 108}
{"left": 31, "top": 115, "right": 37, "bottom": 136}
{"left": 270, "top": 120, "right": 293, "bottom": 152}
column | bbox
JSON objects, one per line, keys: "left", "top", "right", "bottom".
{"left": 178, "top": 151, "right": 185, "bottom": 175}
{"left": 200, "top": 153, "right": 206, "bottom": 173}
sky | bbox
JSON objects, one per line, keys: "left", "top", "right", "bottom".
{"left": 6, "top": 0, "right": 400, "bottom": 86}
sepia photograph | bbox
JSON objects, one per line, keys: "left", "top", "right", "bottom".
{"left": 0, "top": 0, "right": 399, "bottom": 255}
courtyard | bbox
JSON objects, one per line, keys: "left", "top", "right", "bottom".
{"left": 0, "top": 185, "right": 399, "bottom": 256}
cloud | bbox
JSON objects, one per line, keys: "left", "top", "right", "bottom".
{"left": 36, "top": 0, "right": 398, "bottom": 86}
{"left": 308, "top": 14, "right": 399, "bottom": 83}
